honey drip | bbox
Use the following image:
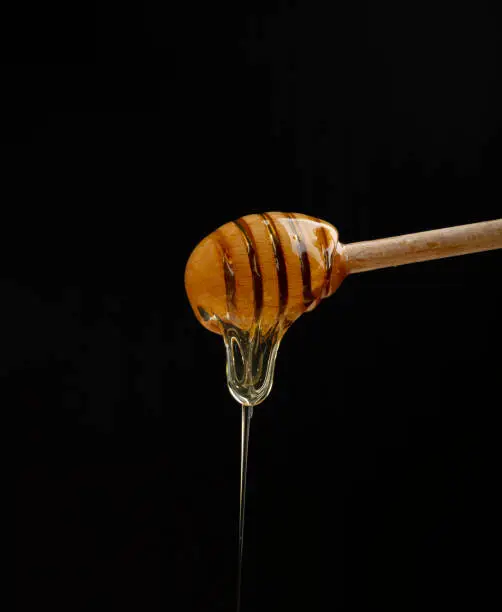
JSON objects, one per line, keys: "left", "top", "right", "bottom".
{"left": 221, "top": 319, "right": 287, "bottom": 406}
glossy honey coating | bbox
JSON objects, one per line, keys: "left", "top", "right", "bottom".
{"left": 184, "top": 212, "right": 348, "bottom": 335}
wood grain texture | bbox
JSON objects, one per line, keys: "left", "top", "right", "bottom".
{"left": 344, "top": 219, "right": 502, "bottom": 274}
{"left": 185, "top": 212, "right": 346, "bottom": 334}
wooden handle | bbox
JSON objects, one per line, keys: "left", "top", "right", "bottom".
{"left": 343, "top": 219, "right": 502, "bottom": 274}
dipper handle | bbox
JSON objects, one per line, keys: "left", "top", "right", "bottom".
{"left": 342, "top": 219, "right": 502, "bottom": 275}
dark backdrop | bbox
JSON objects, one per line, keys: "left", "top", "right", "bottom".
{"left": 7, "top": 2, "right": 501, "bottom": 611}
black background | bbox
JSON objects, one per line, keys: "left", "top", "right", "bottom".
{"left": 7, "top": 2, "right": 500, "bottom": 611}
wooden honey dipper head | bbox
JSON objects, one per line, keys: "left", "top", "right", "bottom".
{"left": 185, "top": 212, "right": 347, "bottom": 405}
{"left": 184, "top": 212, "right": 347, "bottom": 337}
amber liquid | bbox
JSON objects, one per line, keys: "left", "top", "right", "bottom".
{"left": 190, "top": 214, "right": 341, "bottom": 609}
{"left": 237, "top": 404, "right": 253, "bottom": 612}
